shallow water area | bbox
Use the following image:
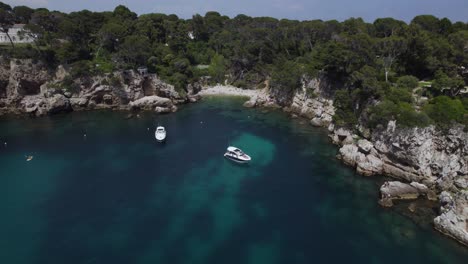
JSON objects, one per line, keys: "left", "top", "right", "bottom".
{"left": 0, "top": 96, "right": 467, "bottom": 264}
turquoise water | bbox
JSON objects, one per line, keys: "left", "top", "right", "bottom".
{"left": 0, "top": 97, "right": 467, "bottom": 264}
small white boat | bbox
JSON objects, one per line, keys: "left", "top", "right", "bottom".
{"left": 224, "top": 146, "right": 251, "bottom": 163}
{"left": 155, "top": 126, "right": 166, "bottom": 142}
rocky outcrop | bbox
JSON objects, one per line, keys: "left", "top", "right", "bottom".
{"left": 332, "top": 122, "right": 468, "bottom": 184}
{"left": 129, "top": 95, "right": 176, "bottom": 113}
{"left": 285, "top": 76, "right": 335, "bottom": 126}
{"left": 0, "top": 59, "right": 195, "bottom": 116}
{"left": 330, "top": 119, "right": 467, "bottom": 245}
{"left": 379, "top": 181, "right": 437, "bottom": 207}
{"left": 434, "top": 191, "right": 468, "bottom": 246}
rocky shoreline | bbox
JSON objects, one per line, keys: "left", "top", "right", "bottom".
{"left": 1, "top": 58, "right": 467, "bottom": 247}
{"left": 198, "top": 79, "right": 468, "bottom": 247}
{"left": 0, "top": 59, "right": 202, "bottom": 117}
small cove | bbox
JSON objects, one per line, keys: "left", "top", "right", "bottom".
{"left": 0, "top": 96, "right": 467, "bottom": 264}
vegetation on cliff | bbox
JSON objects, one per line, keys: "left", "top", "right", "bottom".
{"left": 0, "top": 2, "right": 467, "bottom": 128}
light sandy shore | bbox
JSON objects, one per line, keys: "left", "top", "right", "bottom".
{"left": 199, "top": 85, "right": 268, "bottom": 99}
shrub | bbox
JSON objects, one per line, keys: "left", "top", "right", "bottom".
{"left": 333, "top": 89, "right": 358, "bottom": 127}
{"left": 385, "top": 87, "right": 413, "bottom": 104}
{"left": 368, "top": 100, "right": 399, "bottom": 128}
{"left": 270, "top": 59, "right": 302, "bottom": 92}
{"left": 70, "top": 60, "right": 92, "bottom": 78}
{"left": 368, "top": 100, "right": 431, "bottom": 128}
{"left": 423, "top": 96, "right": 465, "bottom": 126}
{"left": 397, "top": 102, "right": 431, "bottom": 127}
{"left": 396, "top": 75, "right": 419, "bottom": 90}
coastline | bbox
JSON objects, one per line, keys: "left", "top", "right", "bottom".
{"left": 196, "top": 84, "right": 468, "bottom": 247}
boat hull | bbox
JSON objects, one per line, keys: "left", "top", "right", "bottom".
{"left": 155, "top": 136, "right": 166, "bottom": 142}
{"left": 224, "top": 154, "right": 250, "bottom": 164}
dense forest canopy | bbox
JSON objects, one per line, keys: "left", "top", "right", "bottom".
{"left": 0, "top": 2, "right": 467, "bottom": 128}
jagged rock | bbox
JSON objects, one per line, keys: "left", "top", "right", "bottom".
{"left": 47, "top": 94, "right": 71, "bottom": 114}
{"left": 188, "top": 94, "right": 201, "bottom": 103}
{"left": 310, "top": 117, "right": 322, "bottom": 127}
{"left": 338, "top": 144, "right": 363, "bottom": 167}
{"left": 372, "top": 124, "right": 468, "bottom": 185}
{"left": 356, "top": 154, "right": 383, "bottom": 176}
{"left": 434, "top": 191, "right": 468, "bottom": 246}
{"left": 328, "top": 123, "right": 335, "bottom": 132}
{"left": 103, "top": 94, "right": 113, "bottom": 105}
{"left": 263, "top": 100, "right": 280, "bottom": 108}
{"left": 357, "top": 139, "right": 373, "bottom": 154}
{"left": 187, "top": 82, "right": 202, "bottom": 95}
{"left": 342, "top": 135, "right": 354, "bottom": 145}
{"left": 336, "top": 128, "right": 351, "bottom": 139}
{"left": 320, "top": 113, "right": 333, "bottom": 126}
{"left": 70, "top": 97, "right": 88, "bottom": 108}
{"left": 454, "top": 177, "right": 468, "bottom": 189}
{"left": 358, "top": 124, "right": 371, "bottom": 139}
{"left": 243, "top": 96, "right": 257, "bottom": 108}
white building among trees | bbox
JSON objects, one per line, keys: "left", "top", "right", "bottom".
{"left": 0, "top": 24, "right": 34, "bottom": 44}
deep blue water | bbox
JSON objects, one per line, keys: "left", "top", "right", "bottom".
{"left": 0, "top": 97, "right": 467, "bottom": 264}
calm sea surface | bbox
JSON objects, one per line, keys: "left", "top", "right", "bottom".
{"left": 0, "top": 97, "right": 467, "bottom": 264}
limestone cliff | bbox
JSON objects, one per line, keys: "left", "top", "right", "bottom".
{"left": 0, "top": 59, "right": 199, "bottom": 116}
{"left": 256, "top": 74, "right": 468, "bottom": 246}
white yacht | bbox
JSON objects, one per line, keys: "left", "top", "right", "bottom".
{"left": 155, "top": 126, "right": 166, "bottom": 142}
{"left": 224, "top": 146, "right": 251, "bottom": 163}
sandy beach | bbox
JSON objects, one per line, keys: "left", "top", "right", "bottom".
{"left": 199, "top": 85, "right": 268, "bottom": 99}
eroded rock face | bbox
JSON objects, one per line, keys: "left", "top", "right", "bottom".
{"left": 0, "top": 80, "right": 8, "bottom": 98}
{"left": 372, "top": 124, "right": 468, "bottom": 186}
{"left": 379, "top": 181, "right": 421, "bottom": 207}
{"left": 18, "top": 80, "right": 42, "bottom": 95}
{"left": 47, "top": 94, "right": 71, "bottom": 114}
{"left": 8, "top": 59, "right": 50, "bottom": 98}
{"left": 434, "top": 191, "right": 468, "bottom": 246}
{"left": 379, "top": 181, "right": 437, "bottom": 207}
{"left": 287, "top": 75, "right": 335, "bottom": 127}
{"left": 0, "top": 59, "right": 195, "bottom": 116}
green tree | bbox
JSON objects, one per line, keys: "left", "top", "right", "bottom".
{"left": 270, "top": 59, "right": 302, "bottom": 92}
{"left": 423, "top": 96, "right": 465, "bottom": 125}
{"left": 373, "top": 17, "right": 407, "bottom": 38}
{"left": 0, "top": 2, "right": 15, "bottom": 48}
{"left": 432, "top": 70, "right": 465, "bottom": 97}
{"left": 396, "top": 75, "right": 419, "bottom": 89}
{"left": 13, "top": 5, "right": 33, "bottom": 23}
{"left": 118, "top": 35, "right": 151, "bottom": 67}
{"left": 333, "top": 89, "right": 358, "bottom": 127}
{"left": 376, "top": 36, "right": 407, "bottom": 82}
{"left": 209, "top": 54, "right": 227, "bottom": 83}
